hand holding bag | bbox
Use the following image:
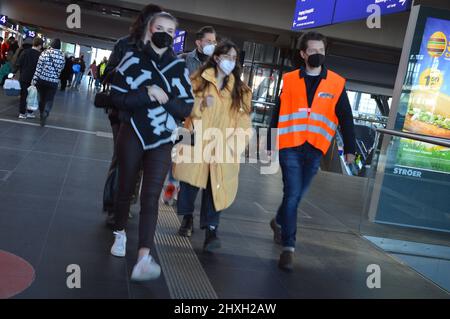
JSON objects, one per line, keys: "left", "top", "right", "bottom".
{"left": 26, "top": 85, "right": 39, "bottom": 112}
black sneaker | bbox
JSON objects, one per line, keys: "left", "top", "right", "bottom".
{"left": 278, "top": 251, "right": 294, "bottom": 272}
{"left": 178, "top": 215, "right": 194, "bottom": 237}
{"left": 203, "top": 227, "right": 221, "bottom": 252}
{"left": 270, "top": 218, "right": 282, "bottom": 245}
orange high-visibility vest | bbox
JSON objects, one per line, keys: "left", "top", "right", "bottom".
{"left": 277, "top": 69, "right": 346, "bottom": 154}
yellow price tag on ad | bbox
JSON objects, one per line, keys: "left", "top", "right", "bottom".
{"left": 419, "top": 68, "right": 444, "bottom": 90}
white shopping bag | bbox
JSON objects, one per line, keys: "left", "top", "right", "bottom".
{"left": 26, "top": 85, "right": 39, "bottom": 112}
{"left": 3, "top": 78, "right": 21, "bottom": 96}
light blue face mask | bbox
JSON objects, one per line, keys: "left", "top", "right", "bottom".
{"left": 219, "top": 59, "right": 236, "bottom": 75}
{"left": 202, "top": 44, "right": 215, "bottom": 56}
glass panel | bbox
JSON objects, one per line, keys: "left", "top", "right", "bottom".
{"left": 249, "top": 66, "right": 280, "bottom": 126}
{"left": 360, "top": 7, "right": 450, "bottom": 293}
{"left": 362, "top": 132, "right": 450, "bottom": 292}
{"left": 357, "top": 93, "right": 378, "bottom": 115}
{"left": 243, "top": 42, "right": 255, "bottom": 62}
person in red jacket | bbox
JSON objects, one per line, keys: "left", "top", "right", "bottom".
{"left": 0, "top": 37, "right": 3, "bottom": 65}
{"left": 1, "top": 36, "right": 14, "bottom": 62}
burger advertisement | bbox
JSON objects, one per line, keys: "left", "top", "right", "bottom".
{"left": 397, "top": 16, "right": 450, "bottom": 174}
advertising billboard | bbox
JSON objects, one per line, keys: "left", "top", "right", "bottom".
{"left": 395, "top": 17, "right": 450, "bottom": 174}
{"left": 370, "top": 6, "right": 450, "bottom": 233}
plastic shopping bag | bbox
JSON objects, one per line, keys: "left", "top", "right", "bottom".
{"left": 26, "top": 85, "right": 39, "bottom": 112}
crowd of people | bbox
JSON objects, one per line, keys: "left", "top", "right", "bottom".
{"left": 3, "top": 3, "right": 356, "bottom": 281}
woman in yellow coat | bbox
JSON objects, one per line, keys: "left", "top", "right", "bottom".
{"left": 173, "top": 40, "right": 252, "bottom": 251}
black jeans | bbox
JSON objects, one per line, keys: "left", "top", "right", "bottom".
{"left": 36, "top": 80, "right": 58, "bottom": 115}
{"left": 19, "top": 80, "right": 32, "bottom": 115}
{"left": 60, "top": 77, "right": 69, "bottom": 91}
{"left": 177, "top": 179, "right": 221, "bottom": 229}
{"left": 113, "top": 123, "right": 172, "bottom": 249}
{"left": 103, "top": 110, "right": 142, "bottom": 213}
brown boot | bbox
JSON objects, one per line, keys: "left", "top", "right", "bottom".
{"left": 278, "top": 251, "right": 294, "bottom": 271}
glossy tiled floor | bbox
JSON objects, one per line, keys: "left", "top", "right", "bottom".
{"left": 0, "top": 82, "right": 448, "bottom": 299}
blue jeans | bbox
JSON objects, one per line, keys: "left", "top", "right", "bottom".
{"left": 276, "top": 143, "right": 323, "bottom": 249}
{"left": 177, "top": 179, "right": 221, "bottom": 229}
{"left": 74, "top": 73, "right": 83, "bottom": 87}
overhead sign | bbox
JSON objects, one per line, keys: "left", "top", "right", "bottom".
{"left": 173, "top": 30, "right": 186, "bottom": 54}
{"left": 291, "top": 0, "right": 412, "bottom": 31}
{"left": 333, "top": 0, "right": 412, "bottom": 24}
{"left": 0, "top": 15, "right": 8, "bottom": 26}
{"left": 292, "top": 0, "right": 336, "bottom": 30}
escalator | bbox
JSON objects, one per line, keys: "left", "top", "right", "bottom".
{"left": 320, "top": 92, "right": 391, "bottom": 176}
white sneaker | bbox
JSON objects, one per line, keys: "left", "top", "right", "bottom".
{"left": 110, "top": 231, "right": 127, "bottom": 257}
{"left": 131, "top": 255, "right": 161, "bottom": 281}
{"left": 18, "top": 113, "right": 27, "bottom": 119}
{"left": 26, "top": 112, "right": 36, "bottom": 119}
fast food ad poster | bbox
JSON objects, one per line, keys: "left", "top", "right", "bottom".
{"left": 399, "top": 17, "right": 450, "bottom": 174}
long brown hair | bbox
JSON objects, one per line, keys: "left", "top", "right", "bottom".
{"left": 193, "top": 40, "right": 251, "bottom": 113}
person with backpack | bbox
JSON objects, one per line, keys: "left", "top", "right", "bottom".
{"left": 101, "top": 4, "right": 163, "bottom": 226}
{"left": 109, "top": 11, "right": 194, "bottom": 281}
{"left": 71, "top": 58, "right": 81, "bottom": 89}
{"left": 73, "top": 55, "right": 86, "bottom": 89}
{"left": 32, "top": 39, "right": 65, "bottom": 127}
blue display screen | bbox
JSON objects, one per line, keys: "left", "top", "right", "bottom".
{"left": 333, "top": 0, "right": 412, "bottom": 24}
{"left": 0, "top": 15, "right": 8, "bottom": 26}
{"left": 292, "top": 0, "right": 336, "bottom": 30}
{"left": 173, "top": 30, "right": 186, "bottom": 54}
{"left": 291, "top": 0, "right": 412, "bottom": 30}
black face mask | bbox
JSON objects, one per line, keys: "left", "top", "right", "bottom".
{"left": 307, "top": 53, "right": 326, "bottom": 68}
{"left": 151, "top": 32, "right": 173, "bottom": 49}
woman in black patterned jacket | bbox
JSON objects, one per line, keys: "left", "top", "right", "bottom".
{"left": 109, "top": 11, "right": 194, "bottom": 281}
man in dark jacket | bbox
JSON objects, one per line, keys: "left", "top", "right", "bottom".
{"left": 16, "top": 37, "right": 43, "bottom": 119}
{"left": 184, "top": 26, "right": 217, "bottom": 76}
{"left": 60, "top": 54, "right": 72, "bottom": 91}
{"left": 267, "top": 32, "right": 356, "bottom": 271}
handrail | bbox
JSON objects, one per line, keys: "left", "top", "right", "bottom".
{"left": 251, "top": 100, "right": 276, "bottom": 106}
{"left": 376, "top": 128, "right": 450, "bottom": 148}
{"left": 354, "top": 117, "right": 388, "bottom": 125}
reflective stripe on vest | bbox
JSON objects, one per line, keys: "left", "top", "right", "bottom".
{"left": 279, "top": 123, "right": 334, "bottom": 142}
{"left": 277, "top": 69, "right": 346, "bottom": 154}
{"left": 279, "top": 110, "right": 309, "bottom": 123}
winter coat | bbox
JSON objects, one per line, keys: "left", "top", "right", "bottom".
{"left": 173, "top": 67, "right": 253, "bottom": 211}
{"left": 110, "top": 45, "right": 194, "bottom": 150}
